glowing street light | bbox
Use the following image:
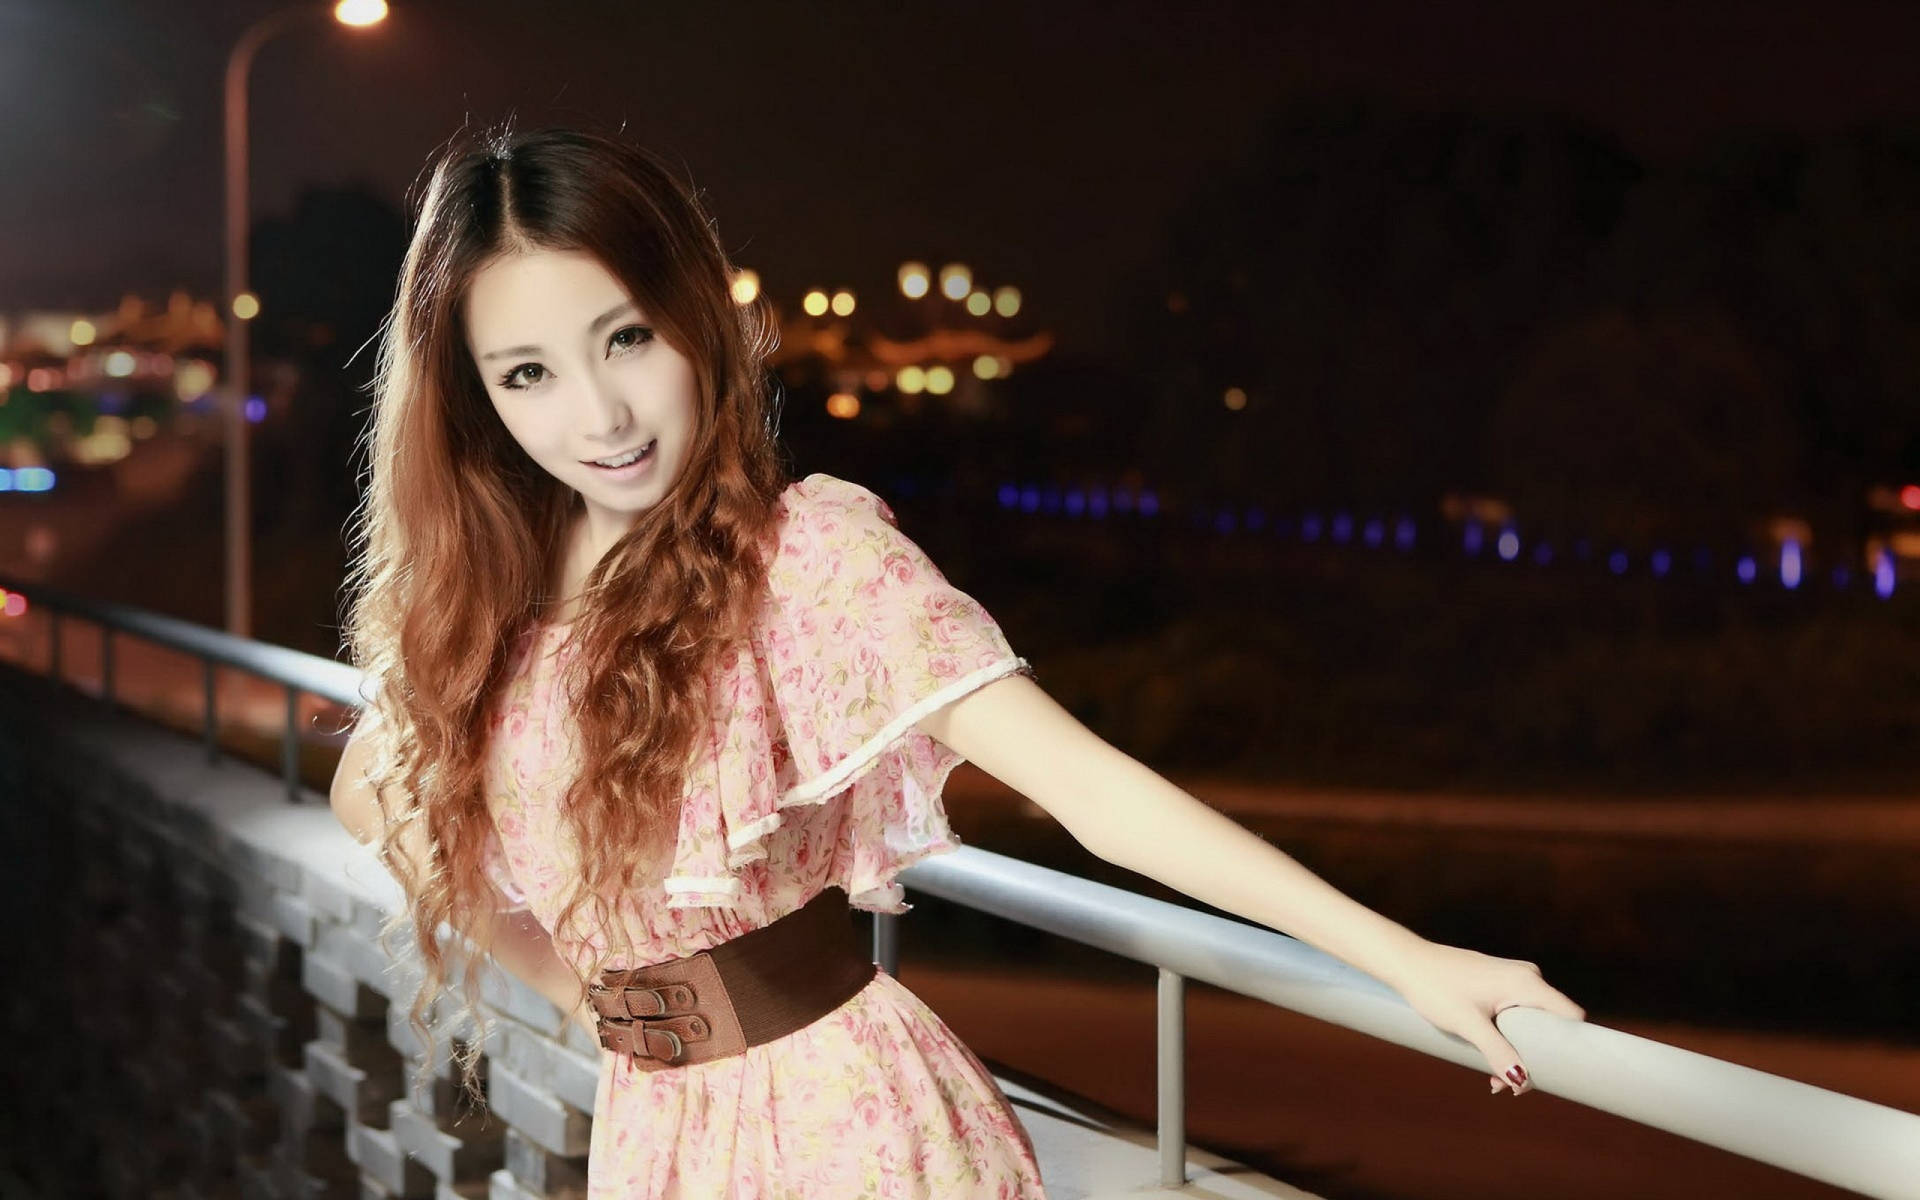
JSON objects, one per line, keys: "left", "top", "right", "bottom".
{"left": 938, "top": 263, "right": 971, "bottom": 300}
{"left": 830, "top": 289, "right": 856, "bottom": 317}
{"left": 333, "top": 0, "right": 387, "bottom": 24}
{"left": 729, "top": 268, "right": 760, "bottom": 305}
{"left": 802, "top": 290, "right": 829, "bottom": 317}
{"left": 898, "top": 261, "right": 930, "bottom": 298}
{"left": 223, "top": 0, "right": 387, "bottom": 638}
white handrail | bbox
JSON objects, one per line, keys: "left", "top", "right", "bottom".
{"left": 892, "top": 846, "right": 1920, "bottom": 1200}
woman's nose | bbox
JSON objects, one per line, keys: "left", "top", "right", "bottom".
{"left": 582, "top": 374, "right": 633, "bottom": 438}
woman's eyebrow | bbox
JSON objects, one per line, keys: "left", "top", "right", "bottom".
{"left": 479, "top": 301, "right": 638, "bottom": 361}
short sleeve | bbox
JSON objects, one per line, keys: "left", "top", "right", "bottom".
{"left": 765, "top": 474, "right": 1035, "bottom": 805}
{"left": 657, "top": 473, "right": 1035, "bottom": 914}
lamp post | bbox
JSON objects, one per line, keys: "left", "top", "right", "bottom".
{"left": 221, "top": 0, "right": 388, "bottom": 638}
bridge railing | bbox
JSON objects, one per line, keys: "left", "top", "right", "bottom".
{"left": 4, "top": 573, "right": 1917, "bottom": 1200}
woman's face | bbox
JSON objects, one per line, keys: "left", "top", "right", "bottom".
{"left": 463, "top": 247, "right": 697, "bottom": 549}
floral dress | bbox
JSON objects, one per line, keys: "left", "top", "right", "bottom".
{"left": 481, "top": 473, "right": 1051, "bottom": 1198}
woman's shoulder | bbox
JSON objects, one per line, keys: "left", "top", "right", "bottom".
{"left": 753, "top": 472, "right": 918, "bottom": 627}
{"left": 774, "top": 472, "right": 889, "bottom": 525}
{"left": 766, "top": 472, "right": 896, "bottom": 564}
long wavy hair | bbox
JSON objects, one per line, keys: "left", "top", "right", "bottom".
{"left": 339, "top": 121, "right": 791, "bottom": 1104}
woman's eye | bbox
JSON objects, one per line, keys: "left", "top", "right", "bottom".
{"left": 495, "top": 327, "right": 649, "bottom": 390}
{"left": 499, "top": 363, "right": 545, "bottom": 389}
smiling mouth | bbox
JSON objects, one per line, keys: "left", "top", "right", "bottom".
{"left": 583, "top": 438, "right": 656, "bottom": 469}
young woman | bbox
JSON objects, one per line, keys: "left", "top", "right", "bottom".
{"left": 330, "top": 124, "right": 1584, "bottom": 1198}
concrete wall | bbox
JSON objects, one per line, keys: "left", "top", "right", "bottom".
{"left": 0, "top": 663, "right": 600, "bottom": 1199}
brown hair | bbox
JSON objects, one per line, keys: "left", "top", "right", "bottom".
{"left": 340, "top": 121, "right": 790, "bottom": 1103}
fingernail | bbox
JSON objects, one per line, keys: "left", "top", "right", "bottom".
{"left": 1489, "top": 1078, "right": 1502, "bottom": 1094}
{"left": 1506, "top": 1065, "right": 1528, "bottom": 1088}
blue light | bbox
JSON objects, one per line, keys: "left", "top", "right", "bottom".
{"left": 1650, "top": 549, "right": 1671, "bottom": 578}
{"left": 1780, "top": 539, "right": 1802, "bottom": 589}
{"left": 1608, "top": 550, "right": 1628, "bottom": 575}
{"left": 1138, "top": 490, "right": 1159, "bottom": 516}
{"left": 14, "top": 467, "right": 54, "bottom": 492}
{"left": 1394, "top": 517, "right": 1416, "bottom": 551}
{"left": 1362, "top": 518, "right": 1383, "bottom": 547}
{"left": 1214, "top": 509, "right": 1235, "bottom": 533}
{"left": 1331, "top": 513, "right": 1352, "bottom": 543}
{"left": 1019, "top": 486, "right": 1039, "bottom": 513}
{"left": 1874, "top": 548, "right": 1896, "bottom": 599}
{"left": 1040, "top": 487, "right": 1061, "bottom": 513}
{"left": 1736, "top": 556, "right": 1756, "bottom": 584}
{"left": 1112, "top": 487, "right": 1133, "bottom": 513}
{"left": 1088, "top": 490, "right": 1108, "bottom": 519}
{"left": 1065, "top": 490, "right": 1085, "bottom": 517}
{"left": 1833, "top": 566, "right": 1850, "bottom": 588}
{"left": 1496, "top": 529, "right": 1520, "bottom": 561}
{"left": 1301, "top": 513, "right": 1323, "bottom": 542}
{"left": 1246, "top": 506, "right": 1267, "bottom": 531}
{"left": 1463, "top": 522, "right": 1483, "bottom": 555}
{"left": 0, "top": 470, "right": 9, "bottom": 491}
{"left": 1532, "top": 541, "right": 1553, "bottom": 564}
{"left": 244, "top": 396, "right": 267, "bottom": 423}
{"left": 997, "top": 483, "right": 1018, "bottom": 509}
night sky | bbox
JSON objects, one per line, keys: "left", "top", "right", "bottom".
{"left": 6, "top": 0, "right": 1920, "bottom": 356}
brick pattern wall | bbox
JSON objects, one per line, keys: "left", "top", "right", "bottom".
{"left": 0, "top": 667, "right": 600, "bottom": 1200}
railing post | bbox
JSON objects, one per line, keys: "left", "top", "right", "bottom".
{"left": 873, "top": 910, "right": 900, "bottom": 977}
{"left": 1158, "top": 966, "right": 1187, "bottom": 1187}
{"left": 284, "top": 684, "right": 301, "bottom": 803}
{"left": 204, "top": 658, "right": 220, "bottom": 764}
{"left": 101, "top": 625, "right": 115, "bottom": 707}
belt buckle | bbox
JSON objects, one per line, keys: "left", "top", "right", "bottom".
{"left": 591, "top": 979, "right": 695, "bottom": 1066}
{"left": 596, "top": 1019, "right": 684, "bottom": 1063}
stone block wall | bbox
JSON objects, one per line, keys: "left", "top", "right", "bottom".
{"left": 0, "top": 665, "right": 599, "bottom": 1200}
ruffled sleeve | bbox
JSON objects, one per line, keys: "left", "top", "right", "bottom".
{"left": 661, "top": 473, "right": 1035, "bottom": 914}
{"left": 354, "top": 676, "right": 530, "bottom": 914}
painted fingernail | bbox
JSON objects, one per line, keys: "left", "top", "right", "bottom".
{"left": 1506, "top": 1065, "right": 1528, "bottom": 1088}
{"left": 1489, "top": 1078, "right": 1503, "bottom": 1094}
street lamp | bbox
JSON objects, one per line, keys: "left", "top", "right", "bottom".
{"left": 222, "top": 0, "right": 388, "bottom": 638}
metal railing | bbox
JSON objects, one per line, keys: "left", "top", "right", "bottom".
{"left": 5, "top": 574, "right": 1918, "bottom": 1199}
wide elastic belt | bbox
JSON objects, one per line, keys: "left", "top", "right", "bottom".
{"left": 587, "top": 886, "right": 877, "bottom": 1073}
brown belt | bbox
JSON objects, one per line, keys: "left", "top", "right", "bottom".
{"left": 588, "top": 886, "right": 877, "bottom": 1072}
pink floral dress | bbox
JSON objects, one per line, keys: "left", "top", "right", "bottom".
{"left": 482, "top": 473, "right": 1051, "bottom": 1198}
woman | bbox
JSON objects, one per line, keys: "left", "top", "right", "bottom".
{"left": 330, "top": 123, "right": 1584, "bottom": 1198}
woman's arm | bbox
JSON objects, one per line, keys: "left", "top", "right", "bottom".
{"left": 915, "top": 672, "right": 1585, "bottom": 1095}
{"left": 329, "top": 715, "right": 597, "bottom": 1040}
{"left": 485, "top": 908, "right": 600, "bottom": 1039}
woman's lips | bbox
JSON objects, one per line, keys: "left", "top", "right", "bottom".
{"left": 584, "top": 438, "right": 658, "bottom": 480}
